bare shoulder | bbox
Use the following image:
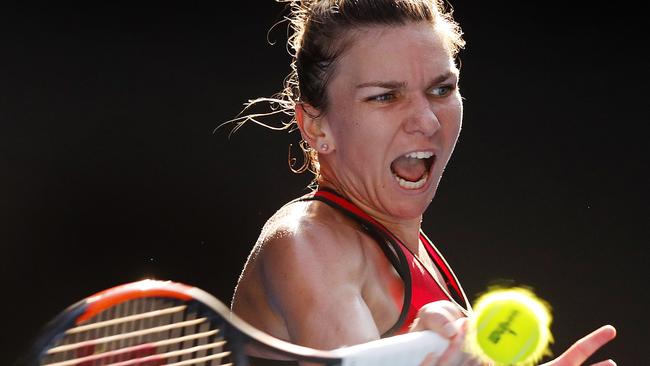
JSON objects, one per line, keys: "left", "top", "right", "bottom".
{"left": 255, "top": 199, "right": 368, "bottom": 289}
{"left": 232, "top": 199, "right": 382, "bottom": 348}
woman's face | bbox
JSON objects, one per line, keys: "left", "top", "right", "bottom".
{"left": 319, "top": 22, "right": 463, "bottom": 222}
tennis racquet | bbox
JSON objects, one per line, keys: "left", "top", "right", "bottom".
{"left": 26, "top": 279, "right": 449, "bottom": 366}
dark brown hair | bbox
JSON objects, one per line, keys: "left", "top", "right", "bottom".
{"left": 223, "top": 0, "right": 465, "bottom": 176}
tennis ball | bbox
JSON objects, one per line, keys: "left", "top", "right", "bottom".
{"left": 466, "top": 287, "right": 553, "bottom": 366}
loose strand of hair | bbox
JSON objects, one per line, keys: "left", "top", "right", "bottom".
{"left": 214, "top": 97, "right": 295, "bottom": 138}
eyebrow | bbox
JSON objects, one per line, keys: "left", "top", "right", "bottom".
{"left": 355, "top": 71, "right": 457, "bottom": 90}
{"left": 355, "top": 80, "right": 407, "bottom": 89}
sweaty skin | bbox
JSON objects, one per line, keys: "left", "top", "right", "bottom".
{"left": 231, "top": 21, "right": 618, "bottom": 366}
{"left": 232, "top": 23, "right": 463, "bottom": 352}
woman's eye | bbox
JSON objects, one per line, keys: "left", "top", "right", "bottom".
{"left": 368, "top": 93, "right": 396, "bottom": 103}
{"left": 429, "top": 84, "right": 454, "bottom": 97}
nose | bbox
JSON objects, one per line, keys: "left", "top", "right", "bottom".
{"left": 403, "top": 95, "right": 440, "bottom": 137}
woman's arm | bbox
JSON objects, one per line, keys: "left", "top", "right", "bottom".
{"left": 259, "top": 219, "right": 381, "bottom": 350}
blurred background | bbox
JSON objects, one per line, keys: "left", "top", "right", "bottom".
{"left": 1, "top": 1, "right": 647, "bottom": 364}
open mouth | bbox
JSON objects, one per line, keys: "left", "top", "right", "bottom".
{"left": 390, "top": 151, "right": 435, "bottom": 190}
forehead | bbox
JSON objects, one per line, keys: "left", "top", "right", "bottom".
{"left": 334, "top": 22, "right": 456, "bottom": 85}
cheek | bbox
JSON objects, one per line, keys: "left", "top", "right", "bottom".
{"left": 332, "top": 111, "right": 380, "bottom": 155}
{"left": 442, "top": 100, "right": 463, "bottom": 136}
{"left": 447, "top": 115, "right": 462, "bottom": 138}
{"left": 437, "top": 108, "right": 463, "bottom": 153}
{"left": 340, "top": 126, "right": 381, "bottom": 162}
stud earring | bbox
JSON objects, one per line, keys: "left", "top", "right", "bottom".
{"left": 320, "top": 143, "right": 329, "bottom": 152}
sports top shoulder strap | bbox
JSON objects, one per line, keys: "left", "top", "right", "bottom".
{"left": 295, "top": 188, "right": 412, "bottom": 337}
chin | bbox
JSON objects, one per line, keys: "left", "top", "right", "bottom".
{"left": 386, "top": 190, "right": 436, "bottom": 220}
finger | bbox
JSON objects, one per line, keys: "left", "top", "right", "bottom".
{"left": 416, "top": 310, "right": 462, "bottom": 337}
{"left": 411, "top": 301, "right": 466, "bottom": 336}
{"left": 437, "top": 319, "right": 472, "bottom": 365}
{"left": 457, "top": 319, "right": 486, "bottom": 366}
{"left": 438, "top": 345, "right": 465, "bottom": 365}
{"left": 410, "top": 314, "right": 457, "bottom": 337}
{"left": 418, "top": 300, "right": 465, "bottom": 320}
{"left": 589, "top": 360, "right": 616, "bottom": 366}
{"left": 554, "top": 325, "right": 617, "bottom": 365}
{"left": 430, "top": 300, "right": 466, "bottom": 319}
{"left": 418, "top": 352, "right": 439, "bottom": 366}
{"left": 459, "top": 354, "right": 485, "bottom": 366}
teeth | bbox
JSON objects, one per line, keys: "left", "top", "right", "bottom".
{"left": 404, "top": 151, "right": 433, "bottom": 159}
{"left": 393, "top": 172, "right": 428, "bottom": 189}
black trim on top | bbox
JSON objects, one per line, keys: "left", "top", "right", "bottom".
{"left": 427, "top": 249, "right": 466, "bottom": 310}
{"left": 296, "top": 189, "right": 413, "bottom": 337}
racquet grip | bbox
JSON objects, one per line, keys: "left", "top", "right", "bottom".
{"left": 333, "top": 330, "right": 449, "bottom": 366}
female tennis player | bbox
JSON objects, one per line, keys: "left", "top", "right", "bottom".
{"left": 230, "top": 1, "right": 616, "bottom": 365}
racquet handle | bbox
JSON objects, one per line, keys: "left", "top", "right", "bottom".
{"left": 334, "top": 330, "right": 449, "bottom": 366}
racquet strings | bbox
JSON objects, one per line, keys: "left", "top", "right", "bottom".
{"left": 40, "top": 297, "right": 234, "bottom": 366}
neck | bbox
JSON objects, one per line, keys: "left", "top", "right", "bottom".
{"left": 317, "top": 179, "right": 423, "bottom": 253}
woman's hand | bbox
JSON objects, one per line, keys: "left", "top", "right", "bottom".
{"left": 410, "top": 301, "right": 616, "bottom": 366}
{"left": 540, "top": 325, "right": 616, "bottom": 366}
{"left": 410, "top": 301, "right": 487, "bottom": 366}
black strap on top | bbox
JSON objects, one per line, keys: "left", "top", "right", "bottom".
{"left": 295, "top": 188, "right": 412, "bottom": 337}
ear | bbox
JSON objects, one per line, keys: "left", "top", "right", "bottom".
{"left": 295, "top": 103, "right": 334, "bottom": 154}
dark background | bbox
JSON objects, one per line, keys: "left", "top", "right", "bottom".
{"left": 1, "top": 1, "right": 647, "bottom": 364}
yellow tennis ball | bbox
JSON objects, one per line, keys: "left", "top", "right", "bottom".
{"left": 466, "top": 287, "right": 553, "bottom": 366}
